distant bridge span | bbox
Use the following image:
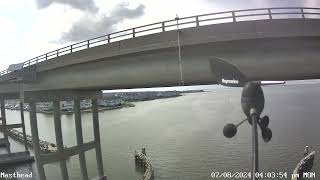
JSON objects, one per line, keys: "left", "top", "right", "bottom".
{"left": 1, "top": 7, "right": 320, "bottom": 94}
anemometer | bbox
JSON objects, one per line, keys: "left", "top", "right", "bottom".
{"left": 211, "top": 58, "right": 281, "bottom": 179}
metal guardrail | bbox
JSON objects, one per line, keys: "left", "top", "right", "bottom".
{"left": 1, "top": 7, "right": 320, "bottom": 77}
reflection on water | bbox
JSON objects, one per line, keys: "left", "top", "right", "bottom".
{"left": 1, "top": 84, "right": 320, "bottom": 180}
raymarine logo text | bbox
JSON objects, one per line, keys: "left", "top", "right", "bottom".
{"left": 221, "top": 78, "right": 239, "bottom": 84}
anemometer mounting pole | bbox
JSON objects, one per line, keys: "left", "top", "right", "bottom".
{"left": 250, "top": 108, "right": 259, "bottom": 179}
{"left": 242, "top": 82, "right": 265, "bottom": 179}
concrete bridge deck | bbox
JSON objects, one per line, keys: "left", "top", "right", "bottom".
{"left": 1, "top": 7, "right": 320, "bottom": 94}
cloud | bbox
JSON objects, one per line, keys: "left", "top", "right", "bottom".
{"left": 59, "top": 2, "right": 145, "bottom": 43}
{"left": 203, "top": 0, "right": 320, "bottom": 10}
{"left": 35, "top": 0, "right": 99, "bottom": 13}
{"left": 110, "top": 2, "right": 146, "bottom": 19}
{"left": 0, "top": 17, "right": 16, "bottom": 34}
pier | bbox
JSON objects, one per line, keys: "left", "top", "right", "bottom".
{"left": 1, "top": 128, "right": 57, "bottom": 153}
{"left": 134, "top": 148, "right": 154, "bottom": 180}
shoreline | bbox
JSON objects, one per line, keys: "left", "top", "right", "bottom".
{"left": 4, "top": 91, "right": 199, "bottom": 115}
{"left": 5, "top": 102, "right": 135, "bottom": 115}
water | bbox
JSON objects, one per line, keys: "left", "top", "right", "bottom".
{"left": 1, "top": 84, "right": 319, "bottom": 180}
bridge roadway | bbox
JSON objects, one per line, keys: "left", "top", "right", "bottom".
{"left": 1, "top": 18, "right": 320, "bottom": 94}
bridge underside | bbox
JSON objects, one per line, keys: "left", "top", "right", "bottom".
{"left": 1, "top": 19, "right": 320, "bottom": 95}
{"left": 1, "top": 36, "right": 320, "bottom": 94}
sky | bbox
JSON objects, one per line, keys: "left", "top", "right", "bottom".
{"left": 1, "top": 0, "right": 320, "bottom": 91}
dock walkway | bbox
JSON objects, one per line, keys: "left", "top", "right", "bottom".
{"left": 0, "top": 128, "right": 57, "bottom": 153}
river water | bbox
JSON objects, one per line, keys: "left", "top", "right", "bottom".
{"left": 1, "top": 83, "right": 319, "bottom": 180}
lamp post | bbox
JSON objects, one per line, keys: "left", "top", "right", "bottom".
{"left": 175, "top": 15, "right": 184, "bottom": 86}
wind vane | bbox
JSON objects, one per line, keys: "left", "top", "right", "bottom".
{"left": 210, "top": 57, "right": 284, "bottom": 179}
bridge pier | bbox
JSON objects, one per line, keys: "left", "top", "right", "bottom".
{"left": 29, "top": 101, "right": 46, "bottom": 179}
{"left": 0, "top": 93, "right": 34, "bottom": 166}
{"left": 74, "top": 99, "right": 89, "bottom": 180}
{"left": 23, "top": 90, "right": 106, "bottom": 180}
{"left": 0, "top": 97, "right": 11, "bottom": 153}
{"left": 92, "top": 99, "right": 105, "bottom": 178}
{"left": 53, "top": 100, "right": 69, "bottom": 180}
{"left": 19, "top": 102, "right": 28, "bottom": 151}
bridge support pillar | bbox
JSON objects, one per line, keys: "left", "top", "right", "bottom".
{"left": 92, "top": 99, "right": 105, "bottom": 178}
{"left": 20, "top": 102, "right": 28, "bottom": 151}
{"left": 53, "top": 100, "right": 69, "bottom": 180}
{"left": 0, "top": 93, "right": 33, "bottom": 167}
{"left": 23, "top": 90, "right": 106, "bottom": 180}
{"left": 0, "top": 97, "right": 11, "bottom": 153}
{"left": 29, "top": 101, "right": 47, "bottom": 180}
{"left": 74, "top": 99, "right": 89, "bottom": 180}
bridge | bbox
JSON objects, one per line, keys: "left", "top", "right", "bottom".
{"left": 0, "top": 7, "right": 320, "bottom": 180}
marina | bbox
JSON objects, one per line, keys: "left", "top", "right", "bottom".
{"left": 4, "top": 99, "right": 134, "bottom": 114}
{"left": 3, "top": 91, "right": 184, "bottom": 115}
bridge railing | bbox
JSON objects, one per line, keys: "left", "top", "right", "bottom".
{"left": 1, "top": 7, "right": 320, "bottom": 77}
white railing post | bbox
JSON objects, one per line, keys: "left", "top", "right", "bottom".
{"left": 301, "top": 8, "right": 305, "bottom": 19}
{"left": 162, "top": 22, "right": 165, "bottom": 32}
{"left": 196, "top": 16, "right": 200, "bottom": 27}
{"left": 232, "top": 12, "right": 236, "bottom": 22}
{"left": 268, "top": 8, "right": 272, "bottom": 19}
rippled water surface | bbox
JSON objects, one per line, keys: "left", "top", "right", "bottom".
{"left": 1, "top": 84, "right": 319, "bottom": 180}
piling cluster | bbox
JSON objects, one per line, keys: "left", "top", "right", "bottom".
{"left": 134, "top": 148, "right": 154, "bottom": 180}
{"left": 292, "top": 150, "right": 316, "bottom": 180}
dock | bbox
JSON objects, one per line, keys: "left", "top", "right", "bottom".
{"left": 0, "top": 151, "right": 34, "bottom": 166}
{"left": 1, "top": 128, "right": 58, "bottom": 153}
{"left": 292, "top": 149, "right": 316, "bottom": 180}
{"left": 134, "top": 148, "right": 154, "bottom": 180}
